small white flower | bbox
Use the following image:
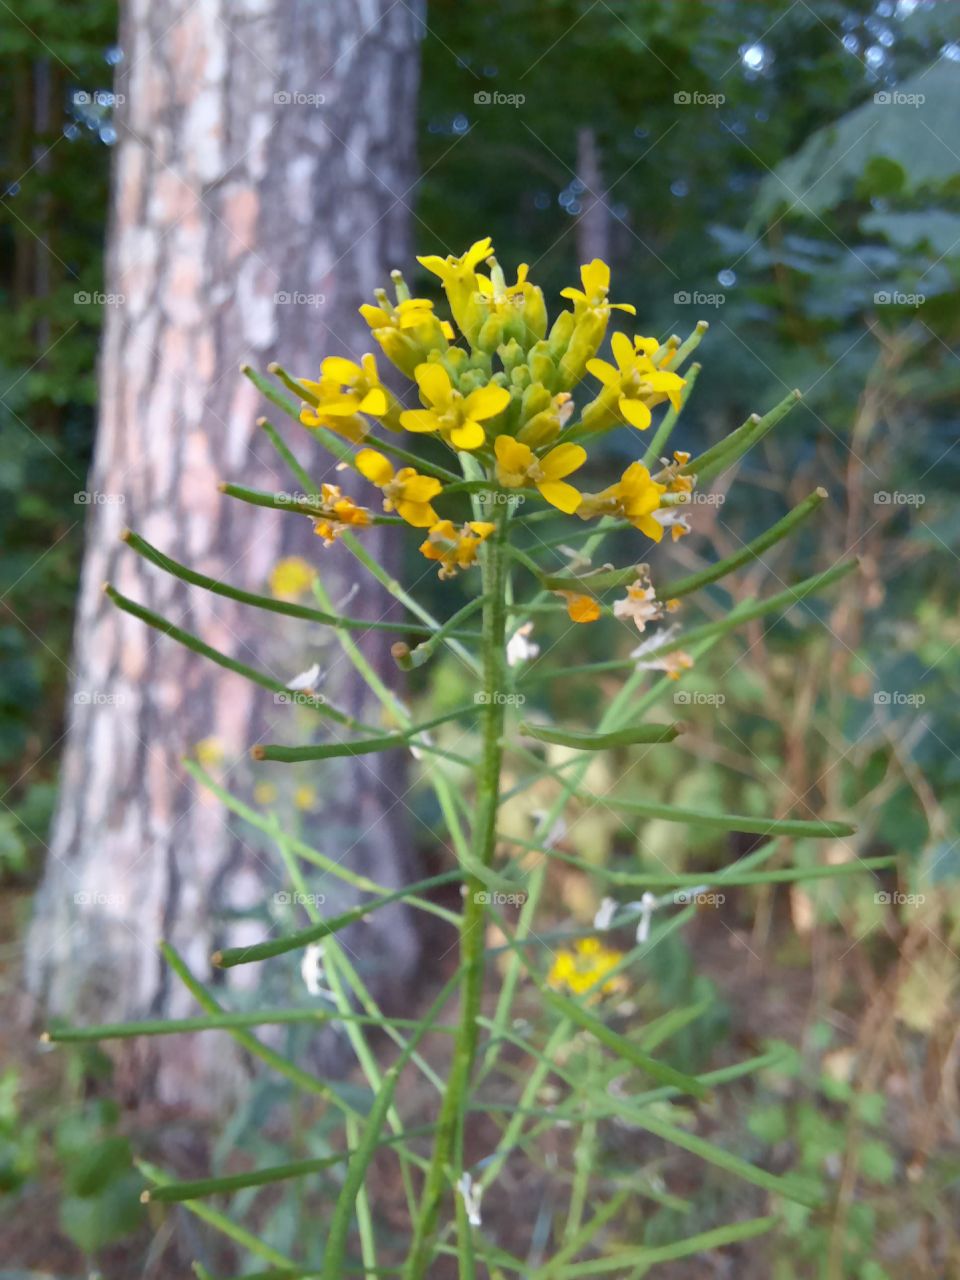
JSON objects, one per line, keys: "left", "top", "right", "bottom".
{"left": 631, "top": 624, "right": 681, "bottom": 660}
{"left": 456, "top": 1171, "right": 483, "bottom": 1227}
{"left": 506, "top": 622, "right": 539, "bottom": 667}
{"left": 634, "top": 891, "right": 659, "bottom": 944}
{"left": 301, "top": 941, "right": 329, "bottom": 997}
{"left": 287, "top": 662, "right": 322, "bottom": 691}
{"left": 532, "top": 811, "right": 567, "bottom": 849}
{"left": 613, "top": 581, "right": 663, "bottom": 633}
{"left": 593, "top": 897, "right": 618, "bottom": 930}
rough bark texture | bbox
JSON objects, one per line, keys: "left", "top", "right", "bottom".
{"left": 27, "top": 0, "right": 425, "bottom": 1109}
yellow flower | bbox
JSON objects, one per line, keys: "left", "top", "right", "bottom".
{"left": 360, "top": 296, "right": 454, "bottom": 376}
{"left": 584, "top": 332, "right": 686, "bottom": 431}
{"left": 561, "top": 259, "right": 636, "bottom": 317}
{"left": 555, "top": 591, "right": 602, "bottom": 624}
{"left": 355, "top": 448, "right": 442, "bottom": 528}
{"left": 299, "top": 353, "right": 393, "bottom": 437}
{"left": 269, "top": 556, "right": 316, "bottom": 600}
{"left": 474, "top": 260, "right": 548, "bottom": 347}
{"left": 312, "top": 484, "right": 371, "bottom": 545}
{"left": 253, "top": 781, "right": 278, "bottom": 806}
{"left": 418, "top": 237, "right": 493, "bottom": 342}
{"left": 547, "top": 936, "right": 626, "bottom": 998}
{"left": 195, "top": 736, "right": 225, "bottom": 768}
{"left": 400, "top": 363, "right": 510, "bottom": 451}
{"left": 294, "top": 784, "right": 316, "bottom": 810}
{"left": 419, "top": 519, "right": 495, "bottom": 579}
{"left": 493, "top": 436, "right": 587, "bottom": 514}
{"left": 578, "top": 462, "right": 667, "bottom": 542}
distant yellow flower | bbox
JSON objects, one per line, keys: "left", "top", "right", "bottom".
{"left": 195, "top": 737, "right": 225, "bottom": 768}
{"left": 355, "top": 448, "right": 442, "bottom": 527}
{"left": 493, "top": 436, "right": 587, "bottom": 514}
{"left": 294, "top": 785, "right": 316, "bottom": 810}
{"left": 585, "top": 332, "right": 686, "bottom": 431}
{"left": 312, "top": 484, "right": 371, "bottom": 545}
{"left": 578, "top": 462, "right": 666, "bottom": 542}
{"left": 253, "top": 781, "right": 278, "bottom": 806}
{"left": 561, "top": 259, "right": 636, "bottom": 316}
{"left": 400, "top": 363, "right": 510, "bottom": 451}
{"left": 419, "top": 519, "right": 495, "bottom": 579}
{"left": 299, "top": 353, "right": 392, "bottom": 437}
{"left": 269, "top": 556, "right": 316, "bottom": 600}
{"left": 555, "top": 591, "right": 601, "bottom": 624}
{"left": 547, "top": 936, "right": 626, "bottom": 998}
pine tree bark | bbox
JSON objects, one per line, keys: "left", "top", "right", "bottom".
{"left": 26, "top": 0, "right": 425, "bottom": 1109}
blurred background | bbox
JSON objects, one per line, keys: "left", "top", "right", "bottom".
{"left": 1, "top": 0, "right": 959, "bottom": 1276}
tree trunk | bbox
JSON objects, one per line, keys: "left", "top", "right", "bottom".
{"left": 26, "top": 0, "right": 425, "bottom": 1110}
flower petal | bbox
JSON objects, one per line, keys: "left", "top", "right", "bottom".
{"left": 494, "top": 434, "right": 533, "bottom": 474}
{"left": 538, "top": 479, "right": 583, "bottom": 514}
{"left": 358, "top": 387, "right": 388, "bottom": 416}
{"left": 619, "top": 397, "right": 652, "bottom": 430}
{"left": 610, "top": 330, "right": 635, "bottom": 373}
{"left": 321, "top": 356, "right": 362, "bottom": 384}
{"left": 399, "top": 409, "right": 440, "bottom": 434}
{"left": 464, "top": 382, "right": 511, "bottom": 421}
{"left": 450, "top": 420, "right": 485, "bottom": 450}
{"left": 396, "top": 500, "right": 438, "bottom": 528}
{"left": 415, "top": 362, "right": 453, "bottom": 407}
{"left": 541, "top": 443, "right": 587, "bottom": 480}
{"left": 401, "top": 474, "right": 442, "bottom": 503}
{"left": 355, "top": 448, "right": 394, "bottom": 487}
{"left": 585, "top": 358, "right": 620, "bottom": 388}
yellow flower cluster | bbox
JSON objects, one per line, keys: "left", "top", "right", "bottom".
{"left": 547, "top": 937, "right": 626, "bottom": 999}
{"left": 293, "top": 238, "right": 701, "bottom": 587}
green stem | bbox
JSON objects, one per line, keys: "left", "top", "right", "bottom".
{"left": 404, "top": 506, "right": 510, "bottom": 1279}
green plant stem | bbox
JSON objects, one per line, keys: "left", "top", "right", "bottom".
{"left": 404, "top": 506, "right": 510, "bottom": 1279}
